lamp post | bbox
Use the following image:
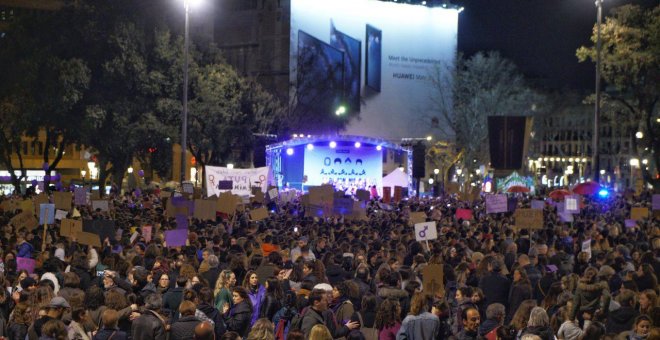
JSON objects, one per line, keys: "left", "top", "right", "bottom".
{"left": 180, "top": 0, "right": 193, "bottom": 186}
{"left": 593, "top": 0, "right": 603, "bottom": 183}
{"left": 81, "top": 170, "right": 86, "bottom": 187}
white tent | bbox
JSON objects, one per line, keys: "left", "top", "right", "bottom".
{"left": 382, "top": 168, "right": 409, "bottom": 192}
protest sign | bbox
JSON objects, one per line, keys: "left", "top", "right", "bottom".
{"left": 251, "top": 191, "right": 265, "bottom": 204}
{"left": 624, "top": 219, "right": 637, "bottom": 228}
{"left": 485, "top": 195, "right": 507, "bottom": 214}
{"left": 409, "top": 212, "right": 427, "bottom": 226}
{"left": 514, "top": 208, "right": 544, "bottom": 230}
{"left": 446, "top": 183, "right": 459, "bottom": 195}
{"left": 165, "top": 229, "right": 188, "bottom": 247}
{"left": 10, "top": 211, "right": 39, "bottom": 230}
{"left": 142, "top": 225, "right": 153, "bottom": 242}
{"left": 130, "top": 232, "right": 139, "bottom": 244}
{"left": 531, "top": 200, "right": 545, "bottom": 210}
{"left": 268, "top": 188, "right": 278, "bottom": 200}
{"left": 83, "top": 220, "right": 115, "bottom": 244}
{"left": 20, "top": 200, "right": 35, "bottom": 215}
{"left": 653, "top": 195, "right": 660, "bottom": 211}
{"left": 455, "top": 209, "right": 473, "bottom": 221}
{"left": 60, "top": 219, "right": 82, "bottom": 238}
{"left": 630, "top": 207, "right": 649, "bottom": 221}
{"left": 422, "top": 264, "right": 444, "bottom": 298}
{"left": 91, "top": 200, "right": 109, "bottom": 212}
{"left": 74, "top": 187, "right": 88, "bottom": 206}
{"left": 205, "top": 166, "right": 269, "bottom": 197}
{"left": 333, "top": 197, "right": 354, "bottom": 215}
{"left": 217, "top": 192, "right": 239, "bottom": 215}
{"left": 565, "top": 196, "right": 580, "bottom": 214}
{"left": 78, "top": 232, "right": 102, "bottom": 247}
{"left": 175, "top": 214, "right": 189, "bottom": 230}
{"left": 194, "top": 199, "right": 217, "bottom": 221}
{"left": 34, "top": 193, "right": 49, "bottom": 212}
{"left": 309, "top": 185, "right": 334, "bottom": 207}
{"left": 382, "top": 187, "right": 391, "bottom": 204}
{"left": 414, "top": 221, "right": 438, "bottom": 242}
{"left": 16, "top": 257, "right": 35, "bottom": 274}
{"left": 356, "top": 189, "right": 370, "bottom": 202}
{"left": 53, "top": 192, "right": 72, "bottom": 211}
{"left": 250, "top": 207, "right": 269, "bottom": 221}
{"left": 55, "top": 209, "right": 68, "bottom": 221}
{"left": 39, "top": 204, "right": 55, "bottom": 225}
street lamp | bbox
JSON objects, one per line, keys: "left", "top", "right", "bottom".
{"left": 635, "top": 131, "right": 644, "bottom": 139}
{"left": 630, "top": 158, "right": 639, "bottom": 188}
{"left": 81, "top": 170, "right": 86, "bottom": 187}
{"left": 593, "top": 0, "right": 603, "bottom": 182}
{"left": 180, "top": 0, "right": 201, "bottom": 185}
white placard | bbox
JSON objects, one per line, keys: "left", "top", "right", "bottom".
{"left": 565, "top": 197, "right": 579, "bottom": 213}
{"left": 91, "top": 200, "right": 109, "bottom": 212}
{"left": 414, "top": 221, "right": 438, "bottom": 242}
{"left": 268, "top": 188, "right": 279, "bottom": 200}
{"left": 54, "top": 209, "right": 68, "bottom": 221}
{"left": 205, "top": 166, "right": 270, "bottom": 197}
{"left": 582, "top": 239, "right": 591, "bottom": 260}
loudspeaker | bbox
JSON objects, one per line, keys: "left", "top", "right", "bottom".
{"left": 412, "top": 143, "right": 426, "bottom": 178}
{"left": 488, "top": 116, "right": 532, "bottom": 170}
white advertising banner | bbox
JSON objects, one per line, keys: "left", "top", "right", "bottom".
{"left": 205, "top": 166, "right": 270, "bottom": 197}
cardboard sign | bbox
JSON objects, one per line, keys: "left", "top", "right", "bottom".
{"left": 514, "top": 208, "right": 544, "bottom": 230}
{"left": 34, "top": 193, "right": 49, "bottom": 212}
{"left": 182, "top": 182, "right": 194, "bottom": 194}
{"left": 485, "top": 195, "right": 507, "bottom": 214}
{"left": 531, "top": 200, "right": 545, "bottom": 210}
{"left": 10, "top": 211, "right": 39, "bottom": 231}
{"left": 39, "top": 204, "right": 55, "bottom": 225}
{"left": 356, "top": 189, "right": 370, "bottom": 202}
{"left": 455, "top": 209, "right": 473, "bottom": 221}
{"left": 165, "top": 229, "right": 188, "bottom": 247}
{"left": 565, "top": 196, "right": 580, "bottom": 214}
{"left": 159, "top": 190, "right": 172, "bottom": 199}
{"left": 91, "top": 200, "right": 109, "bottom": 212}
{"left": 54, "top": 209, "right": 68, "bottom": 221}
{"left": 217, "top": 192, "right": 239, "bottom": 215}
{"left": 72, "top": 207, "right": 81, "bottom": 218}
{"left": 251, "top": 191, "right": 265, "bottom": 204}
{"left": 652, "top": 195, "right": 660, "bottom": 211}
{"left": 130, "top": 231, "right": 140, "bottom": 244}
{"left": 60, "top": 219, "right": 82, "bottom": 238}
{"left": 194, "top": 199, "right": 217, "bottom": 221}
{"left": 53, "top": 192, "right": 72, "bottom": 211}
{"left": 409, "top": 212, "right": 427, "bottom": 226}
{"left": 142, "top": 225, "right": 153, "bottom": 242}
{"left": 393, "top": 186, "right": 403, "bottom": 203}
{"left": 268, "top": 188, "right": 279, "bottom": 200}
{"left": 77, "top": 232, "right": 102, "bottom": 247}
{"left": 630, "top": 207, "right": 649, "bottom": 221}
{"left": 74, "top": 187, "right": 88, "bottom": 206}
{"left": 83, "top": 219, "right": 115, "bottom": 244}
{"left": 168, "top": 197, "right": 193, "bottom": 217}
{"left": 333, "top": 197, "right": 354, "bottom": 215}
{"left": 250, "top": 207, "right": 269, "bottom": 221}
{"left": 414, "top": 221, "right": 438, "bottom": 241}
{"left": 422, "top": 264, "right": 444, "bottom": 298}
{"left": 90, "top": 190, "right": 101, "bottom": 200}
{"left": 382, "top": 186, "right": 391, "bottom": 204}
{"left": 309, "top": 185, "right": 334, "bottom": 206}
{"left": 20, "top": 200, "right": 35, "bottom": 215}
{"left": 446, "top": 182, "right": 459, "bottom": 195}
{"left": 16, "top": 257, "right": 36, "bottom": 274}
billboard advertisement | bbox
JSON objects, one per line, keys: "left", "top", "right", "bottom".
{"left": 291, "top": 0, "right": 459, "bottom": 139}
{"left": 304, "top": 143, "right": 382, "bottom": 191}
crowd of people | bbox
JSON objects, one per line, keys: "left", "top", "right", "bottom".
{"left": 0, "top": 184, "right": 658, "bottom": 340}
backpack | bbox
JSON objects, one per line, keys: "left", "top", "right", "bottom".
{"left": 288, "top": 307, "right": 308, "bottom": 333}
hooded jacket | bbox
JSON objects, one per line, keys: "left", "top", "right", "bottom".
{"left": 606, "top": 306, "right": 639, "bottom": 334}
{"left": 569, "top": 280, "right": 610, "bottom": 320}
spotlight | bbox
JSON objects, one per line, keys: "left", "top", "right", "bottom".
{"left": 598, "top": 189, "right": 609, "bottom": 198}
{"left": 286, "top": 148, "right": 294, "bottom": 155}
{"left": 354, "top": 142, "right": 361, "bottom": 148}
{"left": 307, "top": 144, "right": 314, "bottom": 150}
{"left": 329, "top": 141, "right": 337, "bottom": 148}
{"left": 376, "top": 145, "right": 382, "bottom": 151}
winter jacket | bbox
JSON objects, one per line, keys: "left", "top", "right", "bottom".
{"left": 7, "top": 322, "right": 28, "bottom": 340}
{"left": 478, "top": 318, "right": 501, "bottom": 337}
{"left": 569, "top": 280, "right": 610, "bottom": 320}
{"left": 378, "top": 286, "right": 410, "bottom": 320}
{"left": 556, "top": 320, "right": 590, "bottom": 340}
{"left": 522, "top": 325, "right": 554, "bottom": 340}
{"left": 131, "top": 310, "right": 167, "bottom": 340}
{"left": 170, "top": 316, "right": 201, "bottom": 340}
{"left": 224, "top": 300, "right": 252, "bottom": 338}
{"left": 333, "top": 299, "right": 355, "bottom": 325}
{"left": 163, "top": 287, "right": 184, "bottom": 320}
{"left": 396, "top": 312, "right": 440, "bottom": 340}
{"left": 260, "top": 293, "right": 282, "bottom": 321}
{"left": 507, "top": 282, "right": 532, "bottom": 323}
{"left": 198, "top": 302, "right": 226, "bottom": 336}
{"left": 202, "top": 267, "right": 220, "bottom": 288}
{"left": 300, "top": 307, "right": 350, "bottom": 340}
{"left": 17, "top": 242, "right": 34, "bottom": 258}
{"left": 606, "top": 306, "right": 639, "bottom": 334}
{"left": 93, "top": 328, "right": 128, "bottom": 340}
{"left": 479, "top": 273, "right": 511, "bottom": 309}
{"left": 247, "top": 284, "right": 266, "bottom": 325}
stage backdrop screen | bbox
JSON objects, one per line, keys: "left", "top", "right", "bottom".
{"left": 304, "top": 144, "right": 382, "bottom": 190}
{"left": 291, "top": 0, "right": 459, "bottom": 140}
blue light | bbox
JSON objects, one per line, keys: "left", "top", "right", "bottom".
{"left": 598, "top": 189, "right": 609, "bottom": 198}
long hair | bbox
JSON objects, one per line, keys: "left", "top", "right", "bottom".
{"left": 246, "top": 318, "right": 274, "bottom": 340}
{"left": 309, "top": 324, "right": 332, "bottom": 340}
{"left": 242, "top": 270, "right": 259, "bottom": 290}
{"left": 510, "top": 299, "right": 537, "bottom": 331}
{"left": 527, "top": 307, "right": 549, "bottom": 327}
{"left": 215, "top": 269, "right": 235, "bottom": 296}
{"left": 408, "top": 291, "right": 430, "bottom": 316}
{"left": 374, "top": 298, "right": 401, "bottom": 330}
{"left": 265, "top": 277, "right": 284, "bottom": 300}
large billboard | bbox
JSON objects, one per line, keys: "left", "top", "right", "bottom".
{"left": 291, "top": 0, "right": 459, "bottom": 139}
{"left": 304, "top": 143, "right": 382, "bottom": 191}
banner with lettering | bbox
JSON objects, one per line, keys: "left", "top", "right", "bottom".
{"left": 205, "top": 166, "right": 269, "bottom": 197}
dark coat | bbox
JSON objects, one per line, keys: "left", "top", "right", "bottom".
{"left": 507, "top": 282, "right": 532, "bottom": 322}
{"left": 93, "top": 328, "right": 128, "bottom": 340}
{"left": 606, "top": 306, "right": 639, "bottom": 334}
{"left": 522, "top": 325, "right": 554, "bottom": 340}
{"left": 131, "top": 310, "right": 167, "bottom": 340}
{"left": 202, "top": 268, "right": 221, "bottom": 288}
{"left": 8, "top": 322, "right": 28, "bottom": 340}
{"left": 260, "top": 293, "right": 282, "bottom": 321}
{"left": 479, "top": 273, "right": 511, "bottom": 309}
{"left": 224, "top": 300, "right": 252, "bottom": 338}
{"left": 163, "top": 287, "right": 184, "bottom": 320}
{"left": 170, "top": 316, "right": 201, "bottom": 340}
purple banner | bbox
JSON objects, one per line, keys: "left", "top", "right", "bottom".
{"left": 624, "top": 219, "right": 637, "bottom": 228}
{"left": 653, "top": 195, "right": 660, "bottom": 210}
{"left": 175, "top": 214, "right": 188, "bottom": 230}
{"left": 74, "top": 187, "right": 87, "bottom": 206}
{"left": 486, "top": 194, "right": 508, "bottom": 214}
{"left": 165, "top": 229, "right": 188, "bottom": 247}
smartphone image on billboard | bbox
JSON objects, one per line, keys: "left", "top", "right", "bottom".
{"left": 330, "top": 22, "right": 361, "bottom": 113}
{"left": 365, "top": 24, "right": 382, "bottom": 92}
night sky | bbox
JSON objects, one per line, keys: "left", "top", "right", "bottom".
{"left": 456, "top": 0, "right": 657, "bottom": 91}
